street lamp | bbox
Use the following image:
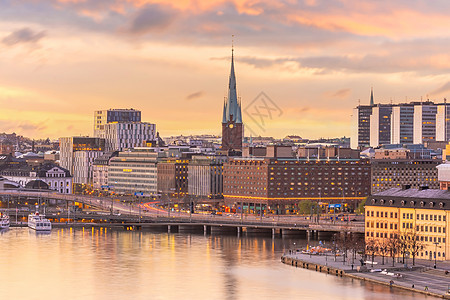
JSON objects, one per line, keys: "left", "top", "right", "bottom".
{"left": 433, "top": 242, "right": 441, "bottom": 269}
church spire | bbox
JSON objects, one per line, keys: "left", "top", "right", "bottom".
{"left": 222, "top": 41, "right": 242, "bottom": 124}
{"left": 370, "top": 87, "right": 374, "bottom": 106}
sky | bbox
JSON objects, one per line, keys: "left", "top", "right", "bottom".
{"left": 1, "top": 0, "right": 450, "bottom": 140}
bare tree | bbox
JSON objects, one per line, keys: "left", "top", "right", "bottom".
{"left": 404, "top": 229, "right": 424, "bottom": 266}
{"left": 386, "top": 233, "right": 400, "bottom": 267}
{"left": 377, "top": 238, "right": 390, "bottom": 265}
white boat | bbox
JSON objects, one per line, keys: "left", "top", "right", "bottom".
{"left": 28, "top": 212, "right": 51, "bottom": 231}
{"left": 0, "top": 213, "right": 9, "bottom": 229}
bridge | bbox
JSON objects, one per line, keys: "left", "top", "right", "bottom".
{"left": 0, "top": 189, "right": 365, "bottom": 236}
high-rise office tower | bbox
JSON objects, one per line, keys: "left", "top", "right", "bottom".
{"left": 413, "top": 102, "right": 437, "bottom": 144}
{"left": 391, "top": 104, "right": 414, "bottom": 144}
{"left": 370, "top": 104, "right": 392, "bottom": 147}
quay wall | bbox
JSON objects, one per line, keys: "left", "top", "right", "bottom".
{"left": 281, "top": 255, "right": 450, "bottom": 299}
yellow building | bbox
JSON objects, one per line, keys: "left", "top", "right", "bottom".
{"left": 366, "top": 187, "right": 449, "bottom": 261}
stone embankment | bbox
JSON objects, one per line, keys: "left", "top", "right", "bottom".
{"left": 282, "top": 253, "right": 450, "bottom": 299}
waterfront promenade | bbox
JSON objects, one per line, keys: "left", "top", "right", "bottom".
{"left": 282, "top": 252, "right": 450, "bottom": 299}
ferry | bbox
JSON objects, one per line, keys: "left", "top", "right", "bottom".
{"left": 0, "top": 213, "right": 9, "bottom": 229}
{"left": 28, "top": 212, "right": 51, "bottom": 231}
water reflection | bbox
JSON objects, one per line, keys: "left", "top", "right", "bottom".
{"left": 0, "top": 228, "right": 428, "bottom": 300}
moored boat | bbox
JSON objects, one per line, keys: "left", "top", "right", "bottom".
{"left": 28, "top": 211, "right": 51, "bottom": 231}
{"left": 0, "top": 213, "right": 9, "bottom": 229}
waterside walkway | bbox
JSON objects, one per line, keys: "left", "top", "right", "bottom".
{"left": 282, "top": 252, "right": 450, "bottom": 299}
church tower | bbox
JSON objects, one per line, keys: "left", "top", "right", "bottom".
{"left": 221, "top": 47, "right": 243, "bottom": 152}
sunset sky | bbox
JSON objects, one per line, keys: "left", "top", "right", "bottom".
{"left": 2, "top": 0, "right": 450, "bottom": 140}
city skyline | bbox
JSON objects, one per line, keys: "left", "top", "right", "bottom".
{"left": 2, "top": 1, "right": 450, "bottom": 139}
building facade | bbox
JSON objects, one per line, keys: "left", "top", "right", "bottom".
{"left": 104, "top": 122, "right": 156, "bottom": 152}
{"left": 92, "top": 152, "right": 118, "bottom": 190}
{"left": 366, "top": 188, "right": 449, "bottom": 261}
{"left": 94, "top": 109, "right": 141, "bottom": 138}
{"left": 73, "top": 151, "right": 104, "bottom": 185}
{"left": 391, "top": 104, "right": 414, "bottom": 144}
{"left": 351, "top": 100, "right": 450, "bottom": 149}
{"left": 370, "top": 104, "right": 392, "bottom": 147}
{"left": 0, "top": 143, "right": 14, "bottom": 156}
{"left": 351, "top": 105, "right": 373, "bottom": 149}
{"left": 223, "top": 158, "right": 370, "bottom": 212}
{"left": 436, "top": 104, "right": 450, "bottom": 142}
{"left": 0, "top": 163, "right": 72, "bottom": 194}
{"left": 371, "top": 159, "right": 439, "bottom": 194}
{"left": 157, "top": 158, "right": 189, "bottom": 197}
{"left": 188, "top": 156, "right": 225, "bottom": 200}
{"left": 59, "top": 137, "right": 105, "bottom": 177}
{"left": 221, "top": 50, "right": 243, "bottom": 152}
{"left": 108, "top": 148, "right": 158, "bottom": 195}
{"left": 414, "top": 102, "right": 438, "bottom": 144}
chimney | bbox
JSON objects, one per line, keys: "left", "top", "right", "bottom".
{"left": 401, "top": 184, "right": 411, "bottom": 190}
{"left": 418, "top": 185, "right": 429, "bottom": 191}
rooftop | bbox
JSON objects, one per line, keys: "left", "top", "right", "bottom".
{"left": 374, "top": 188, "right": 450, "bottom": 200}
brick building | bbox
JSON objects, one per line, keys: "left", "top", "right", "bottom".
{"left": 223, "top": 158, "right": 371, "bottom": 214}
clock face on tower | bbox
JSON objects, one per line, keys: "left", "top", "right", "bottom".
{"left": 222, "top": 122, "right": 242, "bottom": 151}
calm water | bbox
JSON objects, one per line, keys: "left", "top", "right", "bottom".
{"left": 0, "top": 228, "right": 429, "bottom": 300}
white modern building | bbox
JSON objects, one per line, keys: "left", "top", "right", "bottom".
{"left": 413, "top": 102, "right": 437, "bottom": 144}
{"left": 104, "top": 122, "right": 156, "bottom": 152}
{"left": 369, "top": 105, "right": 392, "bottom": 147}
{"left": 108, "top": 148, "right": 158, "bottom": 195}
{"left": 59, "top": 137, "right": 105, "bottom": 177}
{"left": 391, "top": 104, "right": 414, "bottom": 144}
{"left": 436, "top": 104, "right": 450, "bottom": 142}
{"left": 94, "top": 109, "right": 141, "bottom": 138}
{"left": 73, "top": 151, "right": 104, "bottom": 185}
{"left": 188, "top": 156, "right": 227, "bottom": 200}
